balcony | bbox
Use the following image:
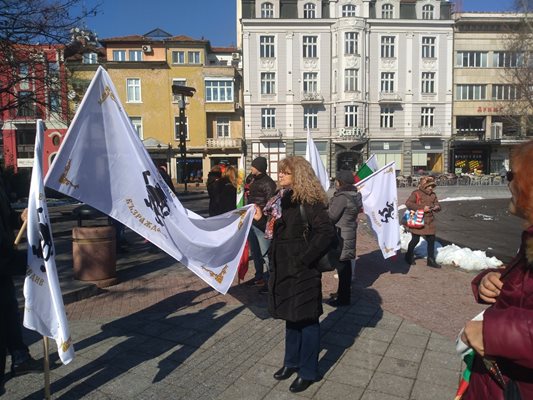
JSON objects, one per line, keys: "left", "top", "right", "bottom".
{"left": 378, "top": 92, "right": 402, "bottom": 103}
{"left": 453, "top": 128, "right": 486, "bottom": 141}
{"left": 301, "top": 92, "right": 324, "bottom": 104}
{"left": 419, "top": 127, "right": 443, "bottom": 137}
{"left": 206, "top": 138, "right": 242, "bottom": 149}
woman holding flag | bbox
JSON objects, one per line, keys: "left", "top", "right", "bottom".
{"left": 253, "top": 156, "right": 335, "bottom": 393}
{"left": 459, "top": 140, "right": 533, "bottom": 399}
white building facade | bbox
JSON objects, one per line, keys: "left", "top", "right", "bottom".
{"left": 240, "top": 0, "right": 454, "bottom": 178}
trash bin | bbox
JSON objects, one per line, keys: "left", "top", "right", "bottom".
{"left": 72, "top": 225, "right": 118, "bottom": 288}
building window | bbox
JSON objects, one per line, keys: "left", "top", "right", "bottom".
{"left": 130, "top": 117, "right": 143, "bottom": 139}
{"left": 174, "top": 116, "right": 190, "bottom": 140}
{"left": 344, "top": 68, "right": 358, "bottom": 92}
{"left": 260, "top": 35, "right": 275, "bottom": 58}
{"left": 112, "top": 50, "right": 126, "bottom": 61}
{"left": 381, "top": 36, "right": 395, "bottom": 58}
{"left": 344, "top": 105, "right": 358, "bottom": 127}
{"left": 82, "top": 52, "right": 98, "bottom": 64}
{"left": 188, "top": 51, "right": 201, "bottom": 64}
{"left": 172, "top": 79, "right": 186, "bottom": 102}
{"left": 48, "top": 91, "right": 60, "bottom": 113}
{"left": 304, "top": 105, "right": 318, "bottom": 129}
{"left": 129, "top": 50, "right": 143, "bottom": 61}
{"left": 18, "top": 91, "right": 35, "bottom": 117}
{"left": 422, "top": 4, "right": 434, "bottom": 19}
{"left": 421, "top": 72, "right": 435, "bottom": 94}
{"left": 303, "top": 72, "right": 318, "bottom": 93}
{"left": 261, "top": 72, "right": 276, "bottom": 94}
{"left": 344, "top": 32, "right": 358, "bottom": 55}
{"left": 421, "top": 107, "right": 434, "bottom": 127}
{"left": 456, "top": 51, "right": 488, "bottom": 67}
{"left": 261, "top": 108, "right": 276, "bottom": 129}
{"left": 382, "top": 3, "right": 393, "bottom": 19}
{"left": 303, "top": 36, "right": 318, "bottom": 58}
{"left": 216, "top": 117, "right": 230, "bottom": 137}
{"left": 342, "top": 4, "right": 357, "bottom": 17}
{"left": 126, "top": 78, "right": 141, "bottom": 102}
{"left": 493, "top": 51, "right": 524, "bottom": 68}
{"left": 380, "top": 107, "right": 394, "bottom": 128}
{"left": 172, "top": 51, "right": 185, "bottom": 64}
{"left": 421, "top": 37, "right": 436, "bottom": 58}
{"left": 380, "top": 72, "right": 395, "bottom": 93}
{"left": 261, "top": 2, "right": 274, "bottom": 18}
{"left": 205, "top": 80, "right": 233, "bottom": 102}
{"left": 492, "top": 85, "right": 518, "bottom": 100}
{"left": 303, "top": 3, "right": 316, "bottom": 18}
{"left": 456, "top": 84, "right": 487, "bottom": 100}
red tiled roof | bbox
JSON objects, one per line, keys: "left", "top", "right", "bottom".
{"left": 211, "top": 47, "right": 238, "bottom": 53}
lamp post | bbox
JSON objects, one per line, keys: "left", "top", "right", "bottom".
{"left": 171, "top": 84, "right": 195, "bottom": 192}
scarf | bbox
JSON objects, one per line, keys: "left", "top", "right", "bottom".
{"left": 263, "top": 188, "right": 287, "bottom": 239}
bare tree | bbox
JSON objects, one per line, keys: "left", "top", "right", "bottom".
{"left": 0, "top": 0, "right": 99, "bottom": 116}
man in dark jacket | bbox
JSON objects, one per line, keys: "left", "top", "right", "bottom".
{"left": 0, "top": 176, "right": 40, "bottom": 390}
{"left": 246, "top": 156, "right": 276, "bottom": 288}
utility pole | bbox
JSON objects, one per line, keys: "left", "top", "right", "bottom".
{"left": 171, "top": 84, "right": 195, "bottom": 192}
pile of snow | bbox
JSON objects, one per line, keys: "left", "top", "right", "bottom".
{"left": 439, "top": 196, "right": 484, "bottom": 202}
{"left": 399, "top": 226, "right": 502, "bottom": 271}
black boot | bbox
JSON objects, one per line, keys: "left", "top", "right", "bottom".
{"left": 427, "top": 258, "right": 441, "bottom": 269}
{"left": 404, "top": 252, "right": 415, "bottom": 265}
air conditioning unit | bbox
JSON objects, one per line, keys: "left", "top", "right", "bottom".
{"left": 231, "top": 52, "right": 240, "bottom": 60}
{"left": 491, "top": 122, "right": 503, "bottom": 140}
{"left": 141, "top": 45, "right": 152, "bottom": 53}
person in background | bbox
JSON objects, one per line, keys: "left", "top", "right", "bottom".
{"left": 328, "top": 170, "right": 362, "bottom": 307}
{"left": 1, "top": 176, "right": 41, "bottom": 393}
{"left": 460, "top": 141, "right": 533, "bottom": 399}
{"left": 210, "top": 165, "right": 238, "bottom": 216}
{"left": 254, "top": 156, "right": 335, "bottom": 393}
{"left": 158, "top": 165, "right": 175, "bottom": 194}
{"left": 246, "top": 156, "right": 276, "bottom": 290}
{"left": 404, "top": 176, "right": 442, "bottom": 268}
{"left": 207, "top": 165, "right": 222, "bottom": 217}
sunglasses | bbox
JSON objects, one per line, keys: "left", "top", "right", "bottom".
{"left": 506, "top": 171, "right": 514, "bottom": 182}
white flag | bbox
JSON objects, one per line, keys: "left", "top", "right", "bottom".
{"left": 45, "top": 66, "right": 254, "bottom": 294}
{"left": 365, "top": 154, "right": 379, "bottom": 172}
{"left": 305, "top": 128, "right": 330, "bottom": 191}
{"left": 24, "top": 120, "right": 74, "bottom": 364}
{"left": 355, "top": 162, "right": 400, "bottom": 259}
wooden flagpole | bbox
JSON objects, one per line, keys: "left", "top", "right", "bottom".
{"left": 43, "top": 336, "right": 51, "bottom": 400}
{"left": 14, "top": 219, "right": 27, "bottom": 246}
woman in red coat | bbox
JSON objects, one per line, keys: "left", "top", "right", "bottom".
{"left": 404, "top": 176, "right": 441, "bottom": 268}
{"left": 461, "top": 140, "right": 533, "bottom": 399}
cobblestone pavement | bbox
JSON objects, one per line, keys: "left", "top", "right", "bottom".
{"left": 3, "top": 185, "right": 513, "bottom": 399}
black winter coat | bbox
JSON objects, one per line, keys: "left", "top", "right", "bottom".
{"left": 1, "top": 180, "right": 23, "bottom": 277}
{"left": 248, "top": 173, "right": 276, "bottom": 208}
{"left": 266, "top": 190, "right": 336, "bottom": 322}
{"left": 209, "top": 177, "right": 237, "bottom": 216}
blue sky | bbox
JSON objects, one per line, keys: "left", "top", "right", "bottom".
{"left": 82, "top": 0, "right": 516, "bottom": 47}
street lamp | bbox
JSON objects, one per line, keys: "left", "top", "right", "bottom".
{"left": 171, "top": 84, "right": 196, "bottom": 192}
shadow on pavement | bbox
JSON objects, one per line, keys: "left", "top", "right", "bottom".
{"left": 318, "top": 288, "right": 383, "bottom": 378}
{"left": 26, "top": 288, "right": 243, "bottom": 399}
{"left": 353, "top": 250, "right": 411, "bottom": 289}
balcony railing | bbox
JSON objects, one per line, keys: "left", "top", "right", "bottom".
{"left": 206, "top": 138, "right": 242, "bottom": 148}
{"left": 301, "top": 92, "right": 324, "bottom": 103}
{"left": 378, "top": 92, "right": 402, "bottom": 103}
{"left": 419, "top": 127, "right": 443, "bottom": 136}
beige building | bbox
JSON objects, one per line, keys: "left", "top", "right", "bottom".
{"left": 452, "top": 13, "right": 533, "bottom": 174}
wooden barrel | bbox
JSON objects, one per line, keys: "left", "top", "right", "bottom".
{"left": 72, "top": 225, "right": 118, "bottom": 287}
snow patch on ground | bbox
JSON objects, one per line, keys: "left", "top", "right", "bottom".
{"left": 400, "top": 226, "right": 502, "bottom": 271}
{"left": 439, "top": 196, "right": 484, "bottom": 202}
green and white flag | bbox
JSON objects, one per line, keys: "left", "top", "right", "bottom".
{"left": 355, "top": 154, "right": 379, "bottom": 183}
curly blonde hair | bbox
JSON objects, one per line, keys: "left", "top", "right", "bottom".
{"left": 223, "top": 165, "right": 238, "bottom": 188}
{"left": 278, "top": 156, "right": 328, "bottom": 205}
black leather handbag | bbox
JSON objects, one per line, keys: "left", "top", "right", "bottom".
{"left": 299, "top": 205, "right": 340, "bottom": 273}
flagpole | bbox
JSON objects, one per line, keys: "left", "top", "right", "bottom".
{"left": 14, "top": 219, "right": 28, "bottom": 246}
{"left": 43, "top": 336, "right": 51, "bottom": 400}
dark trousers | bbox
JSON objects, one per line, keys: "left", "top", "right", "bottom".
{"left": 284, "top": 319, "right": 320, "bottom": 381}
{"left": 336, "top": 260, "right": 352, "bottom": 304}
{"left": 0, "top": 275, "right": 29, "bottom": 381}
{"left": 407, "top": 234, "right": 436, "bottom": 259}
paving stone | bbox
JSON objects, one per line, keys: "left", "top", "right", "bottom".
{"left": 416, "top": 363, "right": 461, "bottom": 388}
{"left": 358, "top": 327, "right": 397, "bottom": 342}
{"left": 420, "top": 350, "right": 463, "bottom": 372}
{"left": 217, "top": 382, "right": 272, "bottom": 400}
{"left": 235, "top": 362, "right": 278, "bottom": 388}
{"left": 397, "top": 321, "right": 431, "bottom": 338}
{"left": 367, "top": 371, "right": 414, "bottom": 398}
{"left": 392, "top": 332, "right": 429, "bottom": 349}
{"left": 339, "top": 349, "right": 383, "bottom": 370}
{"left": 410, "top": 380, "right": 456, "bottom": 400}
{"left": 360, "top": 390, "right": 406, "bottom": 400}
{"left": 377, "top": 356, "right": 420, "bottom": 379}
{"left": 321, "top": 331, "right": 358, "bottom": 348}
{"left": 426, "top": 334, "right": 457, "bottom": 354}
{"left": 385, "top": 344, "right": 425, "bottom": 363}
{"left": 98, "top": 371, "right": 154, "bottom": 398}
{"left": 351, "top": 337, "right": 390, "bottom": 356}
{"left": 315, "top": 380, "right": 365, "bottom": 400}
{"left": 327, "top": 364, "right": 374, "bottom": 388}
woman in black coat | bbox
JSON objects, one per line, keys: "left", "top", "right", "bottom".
{"left": 210, "top": 166, "right": 237, "bottom": 216}
{"left": 254, "top": 156, "right": 335, "bottom": 394}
